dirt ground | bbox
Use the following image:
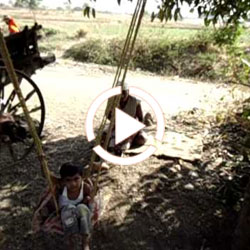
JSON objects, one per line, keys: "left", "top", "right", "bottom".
{"left": 1, "top": 58, "right": 250, "bottom": 250}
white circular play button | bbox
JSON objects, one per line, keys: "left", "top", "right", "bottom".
{"left": 115, "top": 108, "right": 145, "bottom": 145}
{"left": 85, "top": 86, "right": 165, "bottom": 165}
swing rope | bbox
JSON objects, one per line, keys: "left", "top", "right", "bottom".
{"left": 0, "top": 32, "right": 59, "bottom": 215}
{"left": 89, "top": 0, "right": 147, "bottom": 198}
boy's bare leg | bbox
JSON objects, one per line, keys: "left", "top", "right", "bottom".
{"left": 82, "top": 235, "right": 90, "bottom": 250}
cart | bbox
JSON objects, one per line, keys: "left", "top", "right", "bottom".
{"left": 0, "top": 23, "right": 55, "bottom": 161}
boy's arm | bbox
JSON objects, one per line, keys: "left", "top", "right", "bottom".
{"left": 83, "top": 182, "right": 93, "bottom": 205}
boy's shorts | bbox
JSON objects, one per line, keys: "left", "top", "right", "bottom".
{"left": 61, "top": 204, "right": 92, "bottom": 235}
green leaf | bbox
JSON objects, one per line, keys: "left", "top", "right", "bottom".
{"left": 242, "top": 109, "right": 250, "bottom": 119}
{"left": 158, "top": 9, "right": 164, "bottom": 21}
{"left": 213, "top": 14, "right": 219, "bottom": 24}
{"left": 151, "top": 12, "right": 156, "bottom": 22}
{"left": 167, "top": 8, "right": 172, "bottom": 20}
{"left": 92, "top": 8, "right": 96, "bottom": 18}
{"left": 83, "top": 6, "right": 90, "bottom": 17}
{"left": 204, "top": 18, "right": 211, "bottom": 26}
{"left": 174, "top": 8, "right": 180, "bottom": 21}
{"left": 197, "top": 6, "right": 202, "bottom": 16}
{"left": 194, "top": 0, "right": 199, "bottom": 6}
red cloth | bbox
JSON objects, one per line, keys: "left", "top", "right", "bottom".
{"left": 8, "top": 18, "right": 19, "bottom": 34}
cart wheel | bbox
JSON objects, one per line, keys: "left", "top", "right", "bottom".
{"left": 0, "top": 66, "right": 45, "bottom": 161}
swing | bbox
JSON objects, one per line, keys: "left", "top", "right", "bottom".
{"left": 0, "top": 0, "right": 147, "bottom": 248}
{"left": 32, "top": 162, "right": 104, "bottom": 234}
{"left": 32, "top": 167, "right": 101, "bottom": 235}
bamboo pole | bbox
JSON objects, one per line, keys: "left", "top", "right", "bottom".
{"left": 89, "top": 0, "right": 147, "bottom": 198}
{"left": 0, "top": 31, "right": 59, "bottom": 214}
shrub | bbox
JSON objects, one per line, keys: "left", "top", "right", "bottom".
{"left": 75, "top": 29, "right": 87, "bottom": 39}
{"left": 62, "top": 27, "right": 248, "bottom": 83}
{"left": 42, "top": 27, "right": 60, "bottom": 37}
{"left": 106, "top": 39, "right": 124, "bottom": 65}
{"left": 63, "top": 39, "right": 112, "bottom": 65}
{"left": 225, "top": 46, "right": 250, "bottom": 85}
{"left": 212, "top": 25, "right": 242, "bottom": 47}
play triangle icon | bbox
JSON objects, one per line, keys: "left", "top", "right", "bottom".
{"left": 115, "top": 108, "right": 145, "bottom": 145}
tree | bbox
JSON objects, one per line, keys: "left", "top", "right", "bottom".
{"left": 64, "top": 0, "right": 72, "bottom": 10}
{"left": 154, "top": 0, "right": 250, "bottom": 25}
{"left": 14, "top": 0, "right": 43, "bottom": 9}
{"left": 80, "top": 0, "right": 250, "bottom": 26}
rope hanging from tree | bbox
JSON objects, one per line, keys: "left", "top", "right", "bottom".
{"left": 88, "top": 0, "right": 147, "bottom": 198}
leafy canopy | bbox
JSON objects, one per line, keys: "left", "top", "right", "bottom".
{"left": 154, "top": 0, "right": 250, "bottom": 26}
{"left": 80, "top": 0, "right": 250, "bottom": 26}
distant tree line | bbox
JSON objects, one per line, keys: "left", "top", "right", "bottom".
{"left": 13, "top": 0, "right": 43, "bottom": 9}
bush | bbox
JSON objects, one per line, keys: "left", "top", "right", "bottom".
{"left": 75, "top": 29, "right": 87, "bottom": 39}
{"left": 42, "top": 27, "right": 61, "bottom": 37}
{"left": 106, "top": 39, "right": 124, "bottom": 65}
{"left": 212, "top": 25, "right": 242, "bottom": 47}
{"left": 62, "top": 27, "right": 248, "bottom": 83}
{"left": 63, "top": 39, "right": 112, "bottom": 65}
{"left": 225, "top": 46, "right": 250, "bottom": 85}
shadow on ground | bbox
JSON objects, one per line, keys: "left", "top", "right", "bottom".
{"left": 93, "top": 160, "right": 240, "bottom": 250}
{"left": 93, "top": 120, "right": 250, "bottom": 250}
{"left": 0, "top": 134, "right": 104, "bottom": 250}
{"left": 0, "top": 119, "right": 249, "bottom": 250}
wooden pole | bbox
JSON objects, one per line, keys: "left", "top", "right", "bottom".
{"left": 89, "top": 0, "right": 147, "bottom": 198}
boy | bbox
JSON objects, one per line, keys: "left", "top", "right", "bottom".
{"left": 59, "top": 163, "right": 93, "bottom": 250}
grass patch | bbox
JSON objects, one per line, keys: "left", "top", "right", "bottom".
{"left": 38, "top": 27, "right": 71, "bottom": 52}
{"left": 63, "top": 30, "right": 221, "bottom": 81}
{"left": 62, "top": 26, "right": 250, "bottom": 83}
{"left": 42, "top": 27, "right": 60, "bottom": 37}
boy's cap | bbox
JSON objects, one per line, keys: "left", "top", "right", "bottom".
{"left": 117, "top": 81, "right": 128, "bottom": 91}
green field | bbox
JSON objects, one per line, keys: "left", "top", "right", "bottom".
{"left": 1, "top": 8, "right": 248, "bottom": 48}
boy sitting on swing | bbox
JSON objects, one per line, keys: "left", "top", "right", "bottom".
{"left": 33, "top": 163, "right": 99, "bottom": 250}
{"left": 59, "top": 163, "right": 92, "bottom": 250}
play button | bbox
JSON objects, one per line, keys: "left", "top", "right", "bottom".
{"left": 115, "top": 108, "right": 145, "bottom": 145}
{"left": 85, "top": 86, "right": 165, "bottom": 165}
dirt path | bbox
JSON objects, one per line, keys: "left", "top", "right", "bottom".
{"left": 1, "top": 59, "right": 250, "bottom": 250}
{"left": 32, "top": 59, "right": 248, "bottom": 138}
